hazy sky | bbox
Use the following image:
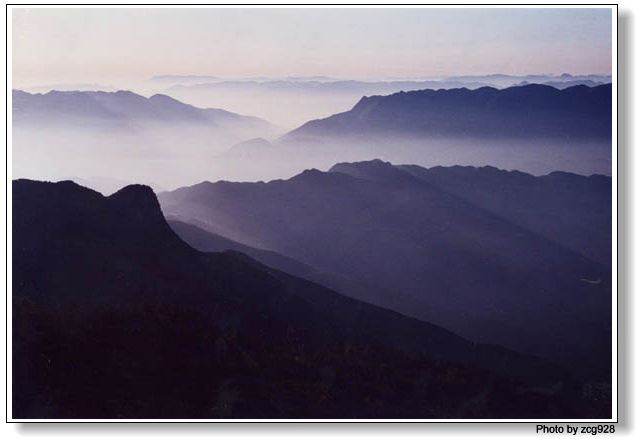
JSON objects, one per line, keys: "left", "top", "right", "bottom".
{"left": 12, "top": 7, "right": 612, "bottom": 87}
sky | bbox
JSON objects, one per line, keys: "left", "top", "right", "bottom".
{"left": 11, "top": 7, "right": 613, "bottom": 87}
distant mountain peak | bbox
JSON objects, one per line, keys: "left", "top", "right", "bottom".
{"left": 329, "top": 158, "right": 392, "bottom": 172}
{"left": 113, "top": 90, "right": 139, "bottom": 96}
{"left": 286, "top": 167, "right": 359, "bottom": 186}
{"left": 148, "top": 93, "right": 182, "bottom": 103}
{"left": 297, "top": 168, "right": 324, "bottom": 178}
{"left": 329, "top": 159, "right": 410, "bottom": 183}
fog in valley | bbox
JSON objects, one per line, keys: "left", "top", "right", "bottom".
{"left": 16, "top": 72, "right": 611, "bottom": 130}
{"left": 12, "top": 127, "right": 612, "bottom": 194}
{"left": 12, "top": 77, "right": 612, "bottom": 193}
{"left": 11, "top": 7, "right": 615, "bottom": 421}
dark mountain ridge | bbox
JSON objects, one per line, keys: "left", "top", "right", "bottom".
{"left": 167, "top": 219, "right": 315, "bottom": 279}
{"left": 287, "top": 84, "right": 611, "bottom": 140}
{"left": 159, "top": 161, "right": 611, "bottom": 380}
{"left": 12, "top": 180, "right": 609, "bottom": 418}
{"left": 397, "top": 164, "right": 612, "bottom": 265}
{"left": 13, "top": 178, "right": 603, "bottom": 418}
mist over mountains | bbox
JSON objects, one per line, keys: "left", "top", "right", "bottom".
{"left": 12, "top": 82, "right": 612, "bottom": 189}
{"left": 12, "top": 89, "right": 277, "bottom": 188}
{"left": 159, "top": 160, "right": 611, "bottom": 380}
{"left": 14, "top": 178, "right": 606, "bottom": 419}
{"left": 11, "top": 68, "right": 613, "bottom": 419}
{"left": 160, "top": 73, "right": 610, "bottom": 129}
{"left": 163, "top": 79, "right": 495, "bottom": 128}
{"left": 13, "top": 89, "right": 274, "bottom": 135}
{"left": 397, "top": 165, "right": 612, "bottom": 266}
{"left": 256, "top": 84, "right": 612, "bottom": 181}
{"left": 441, "top": 73, "right": 610, "bottom": 89}
{"left": 288, "top": 84, "right": 611, "bottom": 140}
{"left": 217, "top": 83, "right": 612, "bottom": 182}
{"left": 18, "top": 73, "right": 609, "bottom": 131}
{"left": 11, "top": 0, "right": 616, "bottom": 421}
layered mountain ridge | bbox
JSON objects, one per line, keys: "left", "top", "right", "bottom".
{"left": 287, "top": 84, "right": 612, "bottom": 140}
{"left": 159, "top": 160, "right": 612, "bottom": 379}
{"left": 12, "top": 89, "right": 271, "bottom": 130}
{"left": 13, "top": 177, "right": 605, "bottom": 418}
{"left": 12, "top": 89, "right": 279, "bottom": 189}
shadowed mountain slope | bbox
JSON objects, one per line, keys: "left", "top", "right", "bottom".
{"left": 159, "top": 161, "right": 611, "bottom": 379}
{"left": 13, "top": 178, "right": 600, "bottom": 419}
{"left": 167, "top": 218, "right": 432, "bottom": 327}
{"left": 397, "top": 164, "right": 612, "bottom": 266}
{"left": 167, "top": 219, "right": 315, "bottom": 279}
{"left": 13, "top": 178, "right": 493, "bottom": 356}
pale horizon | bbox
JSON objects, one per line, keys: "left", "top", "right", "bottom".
{"left": 11, "top": 6, "right": 614, "bottom": 187}
{"left": 12, "top": 7, "right": 612, "bottom": 88}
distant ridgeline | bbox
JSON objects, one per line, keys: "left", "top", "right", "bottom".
{"left": 286, "top": 84, "right": 612, "bottom": 140}
{"left": 160, "top": 160, "right": 612, "bottom": 383}
{"left": 11, "top": 89, "right": 272, "bottom": 129}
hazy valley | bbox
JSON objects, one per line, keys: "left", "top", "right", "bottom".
{"left": 11, "top": 0, "right": 618, "bottom": 409}
{"left": 13, "top": 82, "right": 612, "bottom": 192}
{"left": 11, "top": 67, "right": 615, "bottom": 418}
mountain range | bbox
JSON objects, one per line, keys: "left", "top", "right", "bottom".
{"left": 287, "top": 84, "right": 612, "bottom": 140}
{"left": 200, "top": 83, "right": 613, "bottom": 182}
{"left": 12, "top": 83, "right": 613, "bottom": 187}
{"left": 12, "top": 89, "right": 273, "bottom": 133}
{"left": 161, "top": 75, "right": 610, "bottom": 129}
{"left": 397, "top": 164, "right": 612, "bottom": 266}
{"left": 11, "top": 89, "right": 278, "bottom": 189}
{"left": 13, "top": 178, "right": 608, "bottom": 419}
{"left": 444, "top": 73, "right": 611, "bottom": 88}
{"left": 11, "top": 67, "right": 613, "bottom": 420}
{"left": 159, "top": 160, "right": 612, "bottom": 380}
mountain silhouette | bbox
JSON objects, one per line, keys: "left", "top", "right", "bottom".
{"left": 167, "top": 218, "right": 436, "bottom": 325}
{"left": 12, "top": 89, "right": 272, "bottom": 131}
{"left": 287, "top": 84, "right": 611, "bottom": 140}
{"left": 159, "top": 160, "right": 611, "bottom": 379}
{"left": 397, "top": 164, "right": 612, "bottom": 266}
{"left": 14, "top": 178, "right": 600, "bottom": 418}
{"left": 161, "top": 74, "right": 610, "bottom": 129}
{"left": 12, "top": 90, "right": 279, "bottom": 188}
